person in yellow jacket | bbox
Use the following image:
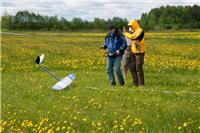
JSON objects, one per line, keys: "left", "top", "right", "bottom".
{"left": 123, "top": 19, "right": 145, "bottom": 86}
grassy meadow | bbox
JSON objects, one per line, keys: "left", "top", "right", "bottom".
{"left": 1, "top": 31, "right": 200, "bottom": 132}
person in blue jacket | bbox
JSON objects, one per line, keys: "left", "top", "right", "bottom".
{"left": 102, "top": 25, "right": 127, "bottom": 86}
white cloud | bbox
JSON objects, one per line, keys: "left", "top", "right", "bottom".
{"left": 1, "top": 0, "right": 200, "bottom": 20}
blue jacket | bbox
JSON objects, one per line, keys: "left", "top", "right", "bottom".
{"left": 104, "top": 32, "right": 127, "bottom": 56}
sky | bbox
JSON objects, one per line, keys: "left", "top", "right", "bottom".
{"left": 1, "top": 0, "right": 200, "bottom": 21}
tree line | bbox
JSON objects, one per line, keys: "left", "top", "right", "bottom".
{"left": 1, "top": 5, "right": 200, "bottom": 31}
{"left": 1, "top": 11, "right": 128, "bottom": 31}
{"left": 140, "top": 5, "right": 200, "bottom": 30}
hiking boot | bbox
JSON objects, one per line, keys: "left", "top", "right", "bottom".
{"left": 132, "top": 82, "right": 138, "bottom": 87}
{"left": 110, "top": 81, "right": 116, "bottom": 86}
{"left": 119, "top": 81, "right": 125, "bottom": 86}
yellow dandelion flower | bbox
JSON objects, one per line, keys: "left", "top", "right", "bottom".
{"left": 2, "top": 121, "right": 7, "bottom": 126}
{"left": 0, "top": 127, "right": 4, "bottom": 132}
{"left": 120, "top": 127, "right": 124, "bottom": 131}
{"left": 113, "top": 125, "right": 118, "bottom": 129}
{"left": 47, "top": 129, "right": 54, "bottom": 133}
{"left": 82, "top": 118, "right": 87, "bottom": 122}
{"left": 183, "top": 122, "right": 187, "bottom": 127}
{"left": 73, "top": 116, "right": 77, "bottom": 120}
{"left": 72, "top": 96, "right": 77, "bottom": 100}
{"left": 97, "top": 122, "right": 101, "bottom": 126}
{"left": 91, "top": 121, "right": 96, "bottom": 127}
{"left": 56, "top": 126, "right": 60, "bottom": 131}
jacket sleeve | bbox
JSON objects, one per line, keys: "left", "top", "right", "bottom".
{"left": 123, "top": 28, "right": 143, "bottom": 40}
{"left": 119, "top": 36, "right": 127, "bottom": 52}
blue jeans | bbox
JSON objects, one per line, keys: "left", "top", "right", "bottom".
{"left": 107, "top": 56, "right": 124, "bottom": 85}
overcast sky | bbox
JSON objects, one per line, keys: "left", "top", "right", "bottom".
{"left": 1, "top": 0, "right": 200, "bottom": 21}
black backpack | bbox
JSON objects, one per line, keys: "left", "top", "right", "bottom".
{"left": 135, "top": 30, "right": 145, "bottom": 41}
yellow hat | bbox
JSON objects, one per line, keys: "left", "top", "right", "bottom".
{"left": 128, "top": 19, "right": 140, "bottom": 31}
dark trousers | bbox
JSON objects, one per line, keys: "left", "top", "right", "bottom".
{"left": 130, "top": 53, "right": 145, "bottom": 86}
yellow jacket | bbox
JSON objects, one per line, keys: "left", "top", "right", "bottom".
{"left": 123, "top": 19, "right": 145, "bottom": 53}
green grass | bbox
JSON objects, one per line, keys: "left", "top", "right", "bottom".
{"left": 1, "top": 31, "right": 200, "bottom": 132}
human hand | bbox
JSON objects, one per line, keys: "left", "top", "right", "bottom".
{"left": 100, "top": 46, "right": 104, "bottom": 49}
{"left": 115, "top": 50, "right": 120, "bottom": 55}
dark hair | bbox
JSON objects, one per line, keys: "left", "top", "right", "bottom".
{"left": 113, "top": 28, "right": 122, "bottom": 39}
{"left": 108, "top": 24, "right": 115, "bottom": 30}
{"left": 105, "top": 27, "right": 122, "bottom": 40}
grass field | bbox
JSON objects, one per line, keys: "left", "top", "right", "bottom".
{"left": 1, "top": 31, "right": 200, "bottom": 133}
